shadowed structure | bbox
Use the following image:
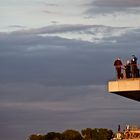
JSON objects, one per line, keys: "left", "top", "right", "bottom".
{"left": 108, "top": 78, "right": 140, "bottom": 101}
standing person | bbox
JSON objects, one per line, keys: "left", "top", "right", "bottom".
{"left": 114, "top": 57, "right": 123, "bottom": 79}
{"left": 131, "top": 54, "right": 137, "bottom": 78}
{"left": 124, "top": 60, "right": 131, "bottom": 78}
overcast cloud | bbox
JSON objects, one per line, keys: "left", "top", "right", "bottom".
{"left": 86, "top": 0, "right": 140, "bottom": 15}
{"left": 0, "top": 0, "right": 140, "bottom": 140}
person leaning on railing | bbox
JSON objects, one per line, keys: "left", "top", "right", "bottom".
{"left": 131, "top": 54, "right": 138, "bottom": 78}
{"left": 124, "top": 60, "right": 131, "bottom": 78}
{"left": 114, "top": 57, "right": 123, "bottom": 79}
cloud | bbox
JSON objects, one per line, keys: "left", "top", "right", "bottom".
{"left": 0, "top": 24, "right": 140, "bottom": 65}
{"left": 85, "top": 0, "right": 140, "bottom": 15}
{"left": 11, "top": 24, "right": 94, "bottom": 34}
{"left": 42, "top": 10, "right": 57, "bottom": 14}
{"left": 44, "top": 2, "right": 58, "bottom": 7}
{"left": 7, "top": 25, "right": 26, "bottom": 29}
{"left": 0, "top": 83, "right": 139, "bottom": 113}
{"left": 0, "top": 44, "right": 115, "bottom": 86}
{"left": 42, "top": 3, "right": 59, "bottom": 15}
{"left": 93, "top": 0, "right": 140, "bottom": 8}
{"left": 0, "top": 24, "right": 139, "bottom": 50}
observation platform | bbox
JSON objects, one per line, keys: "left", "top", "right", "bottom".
{"left": 108, "top": 78, "right": 140, "bottom": 101}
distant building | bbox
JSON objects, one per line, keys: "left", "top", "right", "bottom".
{"left": 113, "top": 125, "right": 140, "bottom": 140}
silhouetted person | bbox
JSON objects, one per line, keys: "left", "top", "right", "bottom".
{"left": 118, "top": 125, "right": 121, "bottom": 132}
{"left": 124, "top": 60, "right": 131, "bottom": 78}
{"left": 114, "top": 57, "right": 123, "bottom": 79}
{"left": 131, "top": 54, "right": 137, "bottom": 78}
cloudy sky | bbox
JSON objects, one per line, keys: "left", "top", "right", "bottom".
{"left": 1, "top": 0, "right": 140, "bottom": 140}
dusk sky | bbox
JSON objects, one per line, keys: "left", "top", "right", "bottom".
{"left": 1, "top": 0, "right": 140, "bottom": 140}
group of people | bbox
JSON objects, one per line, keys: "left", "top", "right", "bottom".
{"left": 114, "top": 54, "right": 139, "bottom": 79}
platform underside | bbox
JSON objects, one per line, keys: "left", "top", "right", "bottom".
{"left": 111, "top": 91, "right": 140, "bottom": 101}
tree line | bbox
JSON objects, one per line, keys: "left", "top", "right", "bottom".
{"left": 28, "top": 128, "right": 113, "bottom": 140}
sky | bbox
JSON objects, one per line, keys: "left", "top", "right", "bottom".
{"left": 1, "top": 0, "right": 140, "bottom": 140}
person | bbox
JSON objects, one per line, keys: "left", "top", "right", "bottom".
{"left": 124, "top": 60, "right": 131, "bottom": 78}
{"left": 131, "top": 54, "right": 138, "bottom": 78}
{"left": 114, "top": 57, "right": 123, "bottom": 79}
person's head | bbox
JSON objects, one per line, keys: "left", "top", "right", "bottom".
{"left": 132, "top": 54, "right": 135, "bottom": 58}
{"left": 117, "top": 57, "right": 120, "bottom": 60}
{"left": 126, "top": 60, "right": 130, "bottom": 64}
